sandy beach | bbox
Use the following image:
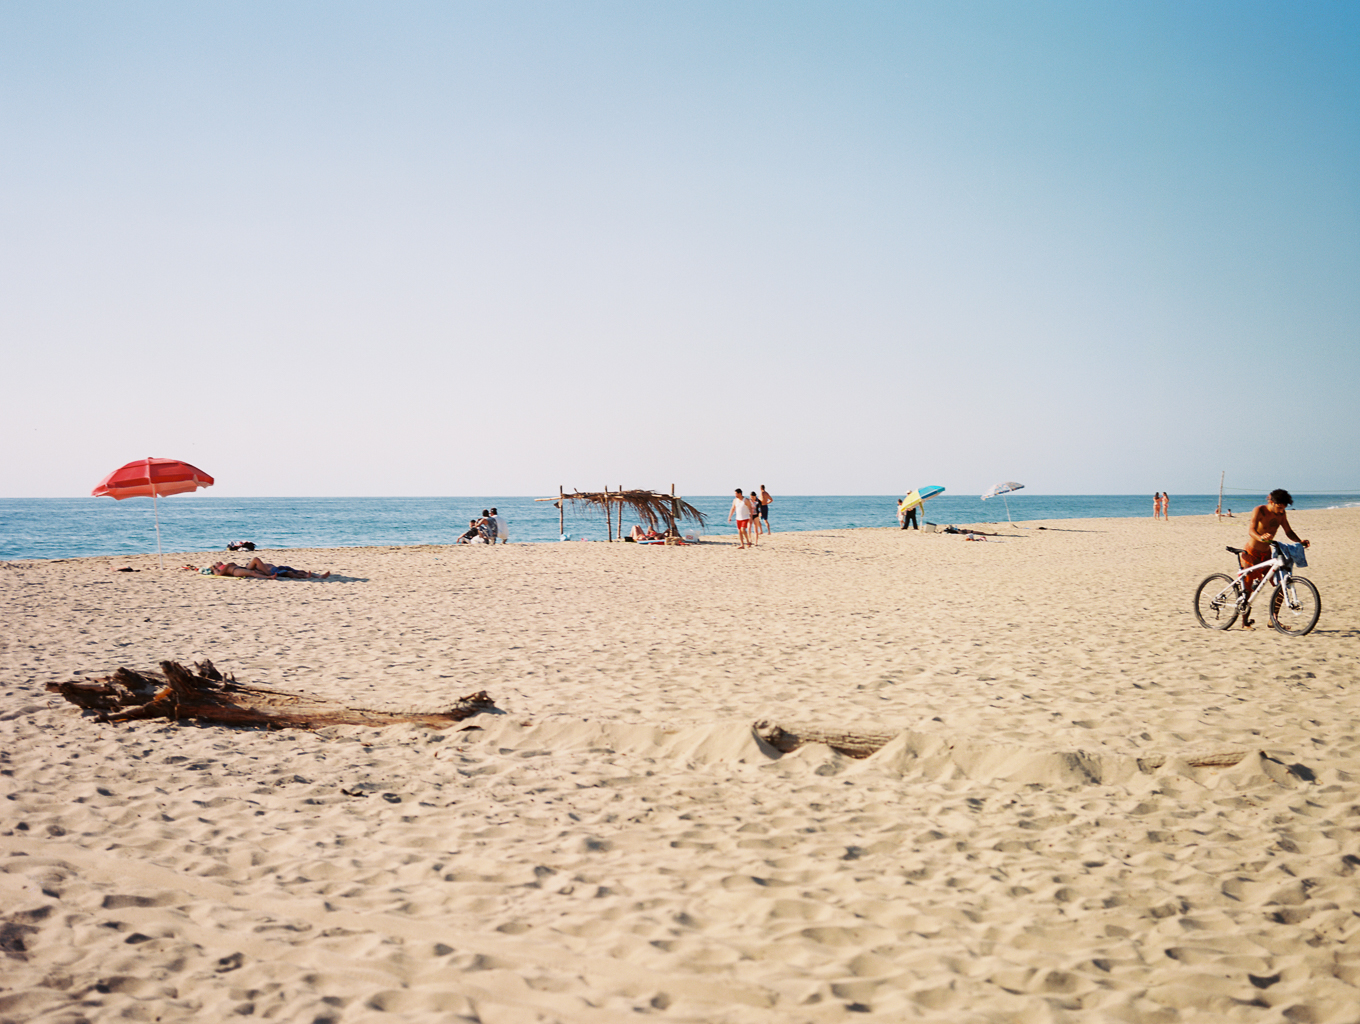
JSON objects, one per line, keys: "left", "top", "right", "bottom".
{"left": 3, "top": 509, "right": 1359, "bottom": 1023}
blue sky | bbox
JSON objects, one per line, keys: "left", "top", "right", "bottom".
{"left": 2, "top": 1, "right": 1356, "bottom": 497}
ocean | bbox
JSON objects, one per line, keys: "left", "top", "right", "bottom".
{"left": 2, "top": 493, "right": 1356, "bottom": 562}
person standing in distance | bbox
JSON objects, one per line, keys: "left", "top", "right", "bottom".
{"left": 728, "top": 488, "right": 753, "bottom": 549}
{"left": 758, "top": 485, "right": 773, "bottom": 535}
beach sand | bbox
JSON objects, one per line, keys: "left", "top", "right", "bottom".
{"left": 3, "top": 510, "right": 1359, "bottom": 1023}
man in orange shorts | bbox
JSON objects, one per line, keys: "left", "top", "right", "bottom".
{"left": 1239, "top": 489, "right": 1309, "bottom": 629}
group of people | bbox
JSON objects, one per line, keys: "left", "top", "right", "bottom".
{"left": 1152, "top": 492, "right": 1171, "bottom": 519}
{"left": 726, "top": 486, "right": 772, "bottom": 549}
{"left": 457, "top": 508, "right": 507, "bottom": 545}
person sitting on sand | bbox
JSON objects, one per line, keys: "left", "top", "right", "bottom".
{"left": 629, "top": 524, "right": 663, "bottom": 541}
{"left": 477, "top": 510, "right": 497, "bottom": 545}
{"left": 456, "top": 520, "right": 481, "bottom": 544}
{"left": 211, "top": 558, "right": 329, "bottom": 579}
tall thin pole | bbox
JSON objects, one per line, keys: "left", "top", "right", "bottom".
{"left": 1217, "top": 471, "right": 1225, "bottom": 518}
{"left": 606, "top": 486, "right": 613, "bottom": 542}
{"left": 617, "top": 485, "right": 623, "bottom": 540}
{"left": 152, "top": 491, "right": 164, "bottom": 569}
{"left": 559, "top": 486, "right": 564, "bottom": 537}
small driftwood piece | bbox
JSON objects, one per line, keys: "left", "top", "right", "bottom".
{"left": 48, "top": 660, "right": 497, "bottom": 731}
{"left": 753, "top": 720, "right": 1254, "bottom": 771}
{"left": 1135, "top": 752, "right": 1252, "bottom": 771}
{"left": 753, "top": 719, "right": 901, "bottom": 759}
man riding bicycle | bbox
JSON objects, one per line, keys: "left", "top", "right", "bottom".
{"left": 1240, "top": 489, "right": 1310, "bottom": 629}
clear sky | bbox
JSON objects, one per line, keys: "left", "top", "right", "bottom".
{"left": 2, "top": 1, "right": 1357, "bottom": 498}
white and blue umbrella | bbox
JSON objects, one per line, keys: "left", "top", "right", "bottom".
{"left": 981, "top": 481, "right": 1024, "bottom": 523}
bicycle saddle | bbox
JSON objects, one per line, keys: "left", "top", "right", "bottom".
{"left": 1225, "top": 546, "right": 1245, "bottom": 555}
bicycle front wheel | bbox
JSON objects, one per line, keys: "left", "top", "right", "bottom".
{"left": 1270, "top": 576, "right": 1320, "bottom": 636}
{"left": 1193, "top": 573, "right": 1241, "bottom": 630}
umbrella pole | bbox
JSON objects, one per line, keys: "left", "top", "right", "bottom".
{"left": 1003, "top": 493, "right": 1012, "bottom": 524}
{"left": 153, "top": 491, "right": 164, "bottom": 569}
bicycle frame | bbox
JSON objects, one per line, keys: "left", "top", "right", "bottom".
{"left": 1222, "top": 545, "right": 1293, "bottom": 610}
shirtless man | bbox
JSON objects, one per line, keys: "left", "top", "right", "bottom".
{"left": 212, "top": 558, "right": 329, "bottom": 579}
{"left": 211, "top": 561, "right": 271, "bottom": 578}
{"left": 757, "top": 485, "right": 772, "bottom": 535}
{"left": 1239, "top": 489, "right": 1309, "bottom": 629}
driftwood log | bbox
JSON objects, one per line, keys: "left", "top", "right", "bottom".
{"left": 753, "top": 719, "right": 1253, "bottom": 771}
{"left": 48, "top": 660, "right": 498, "bottom": 730}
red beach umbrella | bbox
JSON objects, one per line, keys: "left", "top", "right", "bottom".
{"left": 93, "top": 457, "right": 214, "bottom": 566}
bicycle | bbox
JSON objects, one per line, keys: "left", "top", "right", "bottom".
{"left": 1192, "top": 542, "right": 1320, "bottom": 636}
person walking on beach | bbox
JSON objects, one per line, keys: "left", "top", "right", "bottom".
{"left": 490, "top": 507, "right": 507, "bottom": 544}
{"left": 899, "top": 496, "right": 919, "bottom": 530}
{"left": 758, "top": 485, "right": 772, "bottom": 535}
{"left": 748, "top": 488, "right": 761, "bottom": 546}
{"left": 1153, "top": 492, "right": 1162, "bottom": 519}
{"left": 1162, "top": 492, "right": 1170, "bottom": 519}
{"left": 728, "top": 488, "right": 753, "bottom": 548}
{"left": 1238, "top": 488, "right": 1310, "bottom": 629}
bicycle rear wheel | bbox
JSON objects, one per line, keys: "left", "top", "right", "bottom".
{"left": 1270, "top": 576, "right": 1320, "bottom": 636}
{"left": 1193, "top": 573, "right": 1241, "bottom": 630}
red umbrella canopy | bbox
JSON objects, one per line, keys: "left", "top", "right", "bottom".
{"left": 92, "top": 458, "right": 214, "bottom": 500}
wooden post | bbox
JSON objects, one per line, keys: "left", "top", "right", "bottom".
{"left": 606, "top": 486, "right": 613, "bottom": 542}
{"left": 618, "top": 485, "right": 623, "bottom": 540}
{"left": 559, "top": 486, "right": 564, "bottom": 537}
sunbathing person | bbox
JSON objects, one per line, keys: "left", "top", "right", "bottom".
{"left": 211, "top": 558, "right": 329, "bottom": 579}
{"left": 210, "top": 561, "right": 270, "bottom": 578}
{"left": 629, "top": 524, "right": 664, "bottom": 541}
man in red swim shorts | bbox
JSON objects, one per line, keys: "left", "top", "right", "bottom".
{"left": 1239, "top": 489, "right": 1309, "bottom": 629}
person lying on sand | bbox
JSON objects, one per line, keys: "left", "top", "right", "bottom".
{"left": 211, "top": 558, "right": 329, "bottom": 579}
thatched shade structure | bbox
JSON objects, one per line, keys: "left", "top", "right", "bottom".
{"left": 538, "top": 485, "right": 707, "bottom": 541}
